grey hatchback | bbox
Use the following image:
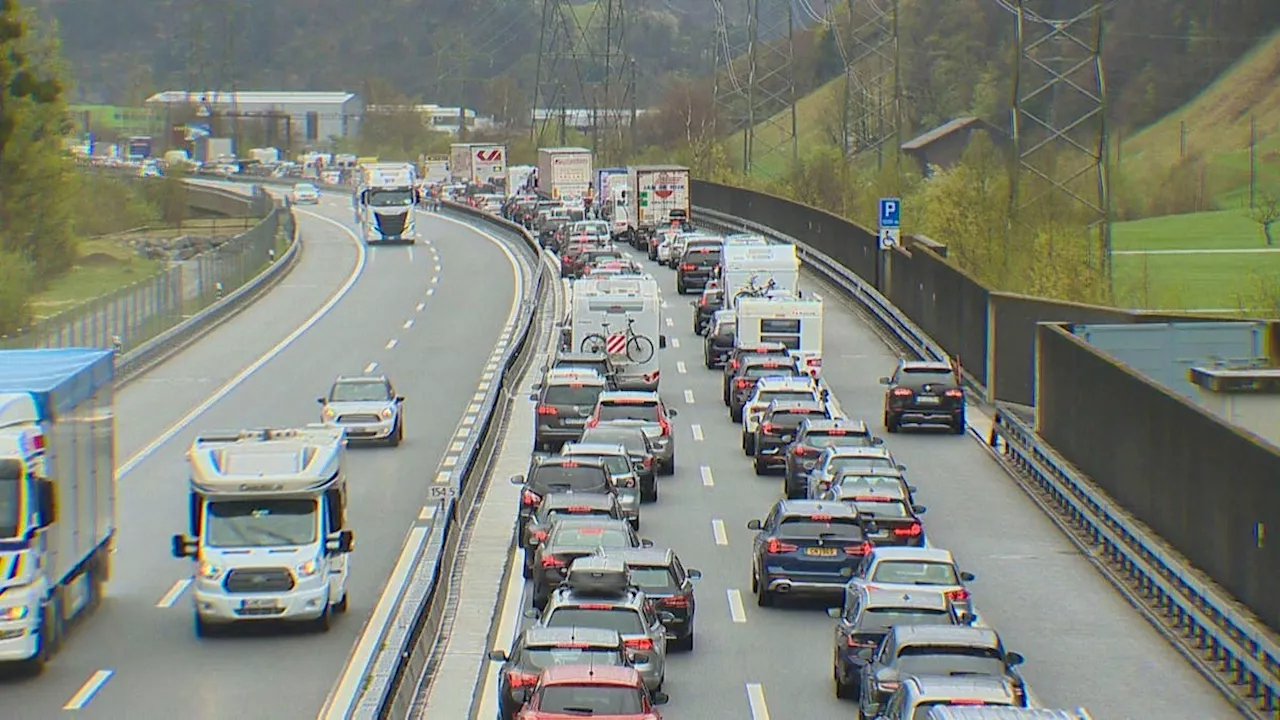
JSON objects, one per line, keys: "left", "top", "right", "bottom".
{"left": 532, "top": 369, "right": 609, "bottom": 452}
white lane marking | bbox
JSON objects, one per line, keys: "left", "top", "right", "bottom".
{"left": 408, "top": 246, "right": 414, "bottom": 263}
{"left": 418, "top": 505, "right": 436, "bottom": 521}
{"left": 661, "top": 299, "right": 668, "bottom": 308}
{"left": 416, "top": 302, "right": 426, "bottom": 312}
{"left": 450, "top": 440, "right": 465, "bottom": 452}
{"left": 403, "top": 319, "right": 414, "bottom": 329}
{"left": 691, "top": 424, "right": 704, "bottom": 442}
{"left": 363, "top": 362, "right": 378, "bottom": 374}
{"left": 700, "top": 465, "right": 715, "bottom": 487}
{"left": 428, "top": 286, "right": 436, "bottom": 294}
{"left": 322, "top": 527, "right": 427, "bottom": 717}
{"left": 684, "top": 389, "right": 695, "bottom": 404}
{"left": 727, "top": 589, "right": 747, "bottom": 623}
{"left": 64, "top": 670, "right": 114, "bottom": 709}
{"left": 435, "top": 263, "right": 442, "bottom": 272}
{"left": 676, "top": 361, "right": 687, "bottom": 374}
{"left": 671, "top": 337, "right": 680, "bottom": 348}
{"left": 324, "top": 208, "right": 525, "bottom": 720}
{"left": 116, "top": 209, "right": 366, "bottom": 479}
{"left": 746, "top": 683, "right": 770, "bottom": 719}
{"left": 462, "top": 415, "right": 477, "bottom": 426}
{"left": 385, "top": 338, "right": 398, "bottom": 350}
{"left": 712, "top": 519, "right": 728, "bottom": 545}
{"left": 664, "top": 317, "right": 674, "bottom": 327}
{"left": 812, "top": 293, "right": 823, "bottom": 302}
{"left": 155, "top": 578, "right": 191, "bottom": 608}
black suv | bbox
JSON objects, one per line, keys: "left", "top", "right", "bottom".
{"left": 600, "top": 548, "right": 702, "bottom": 652}
{"left": 510, "top": 456, "right": 617, "bottom": 544}
{"left": 728, "top": 356, "right": 807, "bottom": 422}
{"left": 721, "top": 343, "right": 792, "bottom": 404}
{"left": 753, "top": 400, "right": 831, "bottom": 475}
{"left": 691, "top": 287, "right": 724, "bottom": 335}
{"left": 785, "top": 418, "right": 882, "bottom": 499}
{"left": 676, "top": 245, "right": 722, "bottom": 294}
{"left": 880, "top": 360, "right": 966, "bottom": 434}
{"left": 703, "top": 312, "right": 736, "bottom": 369}
{"left": 532, "top": 369, "right": 609, "bottom": 451}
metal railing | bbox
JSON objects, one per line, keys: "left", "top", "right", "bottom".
{"left": 694, "top": 203, "right": 1280, "bottom": 719}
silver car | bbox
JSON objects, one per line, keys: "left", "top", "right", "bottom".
{"left": 589, "top": 391, "right": 678, "bottom": 475}
{"left": 290, "top": 183, "right": 320, "bottom": 204}
{"left": 847, "top": 547, "right": 977, "bottom": 620}
{"left": 806, "top": 445, "right": 905, "bottom": 497}
{"left": 560, "top": 442, "right": 642, "bottom": 528}
{"left": 318, "top": 376, "right": 404, "bottom": 445}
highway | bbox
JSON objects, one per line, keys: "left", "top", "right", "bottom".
{"left": 486, "top": 241, "right": 1239, "bottom": 719}
{"left": 0, "top": 192, "right": 531, "bottom": 718}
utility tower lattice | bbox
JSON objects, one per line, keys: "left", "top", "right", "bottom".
{"left": 1003, "top": 0, "right": 1115, "bottom": 283}
{"left": 712, "top": 0, "right": 798, "bottom": 174}
{"left": 840, "top": 0, "right": 900, "bottom": 166}
{"left": 531, "top": 0, "right": 631, "bottom": 161}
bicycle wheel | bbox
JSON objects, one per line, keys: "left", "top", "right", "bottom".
{"left": 626, "top": 334, "right": 656, "bottom": 364}
{"left": 580, "top": 334, "right": 609, "bottom": 354}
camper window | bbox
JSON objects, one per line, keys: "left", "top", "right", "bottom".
{"left": 761, "top": 319, "right": 801, "bottom": 334}
{"left": 0, "top": 459, "right": 21, "bottom": 538}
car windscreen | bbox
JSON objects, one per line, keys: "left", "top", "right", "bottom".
{"left": 628, "top": 567, "right": 679, "bottom": 593}
{"left": 0, "top": 459, "right": 21, "bottom": 539}
{"left": 850, "top": 499, "right": 912, "bottom": 518}
{"left": 860, "top": 607, "right": 954, "bottom": 632}
{"left": 597, "top": 402, "right": 660, "bottom": 423}
{"left": 556, "top": 361, "right": 609, "bottom": 376}
{"left": 871, "top": 560, "right": 960, "bottom": 585}
{"left": 831, "top": 473, "right": 906, "bottom": 496}
{"left": 545, "top": 607, "right": 645, "bottom": 634}
{"left": 766, "top": 411, "right": 820, "bottom": 429}
{"left": 205, "top": 498, "right": 319, "bottom": 548}
{"left": 544, "top": 384, "right": 604, "bottom": 405}
{"left": 549, "top": 525, "right": 634, "bottom": 549}
{"left": 777, "top": 516, "right": 863, "bottom": 539}
{"left": 900, "top": 369, "right": 956, "bottom": 386}
{"left": 757, "top": 390, "right": 814, "bottom": 404}
{"left": 895, "top": 645, "right": 1006, "bottom": 677}
{"left": 528, "top": 466, "right": 608, "bottom": 494}
{"left": 912, "top": 702, "right": 1015, "bottom": 720}
{"left": 521, "top": 646, "right": 626, "bottom": 671}
{"left": 536, "top": 685, "right": 643, "bottom": 715}
{"left": 803, "top": 430, "right": 871, "bottom": 448}
{"left": 330, "top": 381, "right": 389, "bottom": 402}
{"left": 685, "top": 250, "right": 722, "bottom": 266}
{"left": 581, "top": 429, "right": 647, "bottom": 455}
{"left": 830, "top": 458, "right": 898, "bottom": 476}
{"left": 743, "top": 365, "right": 801, "bottom": 379}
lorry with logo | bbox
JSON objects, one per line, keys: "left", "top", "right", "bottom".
{"left": 624, "top": 165, "right": 691, "bottom": 245}
{"left": 450, "top": 143, "right": 507, "bottom": 186}
{"left": 570, "top": 276, "right": 665, "bottom": 390}
{"left": 353, "top": 162, "right": 420, "bottom": 244}
{"left": 419, "top": 154, "right": 451, "bottom": 185}
{"left": 0, "top": 348, "right": 116, "bottom": 672}
{"left": 537, "top": 147, "right": 594, "bottom": 200}
{"left": 171, "top": 426, "right": 354, "bottom": 636}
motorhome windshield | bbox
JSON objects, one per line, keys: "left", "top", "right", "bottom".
{"left": 205, "top": 498, "right": 319, "bottom": 548}
{"left": 368, "top": 189, "right": 414, "bottom": 207}
{"left": 0, "top": 459, "right": 22, "bottom": 539}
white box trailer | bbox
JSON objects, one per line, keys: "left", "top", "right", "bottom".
{"left": 722, "top": 242, "right": 800, "bottom": 307}
{"left": 538, "top": 147, "right": 594, "bottom": 200}
{"left": 735, "top": 295, "right": 824, "bottom": 376}
{"left": 449, "top": 143, "right": 507, "bottom": 185}
{"left": 0, "top": 349, "right": 116, "bottom": 671}
{"left": 624, "top": 165, "right": 690, "bottom": 241}
{"left": 571, "top": 276, "right": 664, "bottom": 390}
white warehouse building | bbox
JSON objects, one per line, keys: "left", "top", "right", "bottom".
{"left": 144, "top": 91, "right": 363, "bottom": 141}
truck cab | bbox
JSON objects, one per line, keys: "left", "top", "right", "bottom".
{"left": 172, "top": 427, "right": 354, "bottom": 637}
{"left": 355, "top": 163, "right": 420, "bottom": 244}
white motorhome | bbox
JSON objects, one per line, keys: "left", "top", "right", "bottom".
{"left": 735, "top": 295, "right": 824, "bottom": 376}
{"left": 571, "top": 276, "right": 665, "bottom": 390}
{"left": 171, "top": 427, "right": 354, "bottom": 636}
{"left": 722, "top": 241, "right": 800, "bottom": 307}
{"left": 354, "top": 162, "right": 419, "bottom": 244}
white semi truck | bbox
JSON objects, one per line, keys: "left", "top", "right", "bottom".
{"left": 449, "top": 142, "right": 507, "bottom": 185}
{"left": 171, "top": 426, "right": 354, "bottom": 637}
{"left": 0, "top": 348, "right": 116, "bottom": 673}
{"left": 537, "top": 147, "right": 594, "bottom": 200}
{"left": 624, "top": 165, "right": 691, "bottom": 245}
{"left": 354, "top": 162, "right": 419, "bottom": 244}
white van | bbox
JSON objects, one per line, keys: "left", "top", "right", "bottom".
{"left": 571, "top": 276, "right": 664, "bottom": 390}
{"left": 735, "top": 295, "right": 823, "bottom": 376}
{"left": 722, "top": 241, "right": 800, "bottom": 307}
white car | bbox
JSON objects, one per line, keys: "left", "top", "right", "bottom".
{"left": 290, "top": 183, "right": 321, "bottom": 204}
{"left": 806, "top": 446, "right": 906, "bottom": 497}
{"left": 740, "top": 376, "right": 823, "bottom": 453}
{"left": 845, "top": 546, "right": 977, "bottom": 619}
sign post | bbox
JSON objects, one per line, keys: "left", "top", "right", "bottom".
{"left": 877, "top": 198, "right": 901, "bottom": 291}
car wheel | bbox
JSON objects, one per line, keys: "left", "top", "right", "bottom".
{"left": 193, "top": 614, "right": 217, "bottom": 639}
{"left": 660, "top": 460, "right": 674, "bottom": 477}
{"left": 753, "top": 454, "right": 766, "bottom": 475}
{"left": 750, "top": 569, "right": 759, "bottom": 593}
{"left": 313, "top": 604, "right": 332, "bottom": 633}
{"left": 836, "top": 675, "right": 858, "bottom": 700}
{"left": 671, "top": 630, "right": 694, "bottom": 652}
{"left": 756, "top": 581, "right": 774, "bottom": 607}
{"left": 522, "top": 555, "right": 534, "bottom": 580}
{"left": 704, "top": 348, "right": 714, "bottom": 369}
{"left": 730, "top": 405, "right": 743, "bottom": 423}
{"left": 390, "top": 418, "right": 404, "bottom": 446}
{"left": 885, "top": 412, "right": 900, "bottom": 433}
{"left": 334, "top": 589, "right": 349, "bottom": 614}
{"left": 952, "top": 416, "right": 967, "bottom": 435}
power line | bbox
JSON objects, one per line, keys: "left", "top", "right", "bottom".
{"left": 713, "top": 0, "right": 799, "bottom": 174}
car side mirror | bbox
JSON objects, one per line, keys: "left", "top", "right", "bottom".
{"left": 666, "top": 408, "right": 678, "bottom": 418}
{"left": 487, "top": 649, "right": 509, "bottom": 662}
{"left": 826, "top": 607, "right": 843, "bottom": 619}
{"left": 912, "top": 505, "right": 927, "bottom": 514}
{"left": 870, "top": 437, "right": 885, "bottom": 446}
{"left": 960, "top": 571, "right": 976, "bottom": 582}
{"left": 640, "top": 538, "right": 654, "bottom": 548}
{"left": 171, "top": 533, "right": 197, "bottom": 559}
{"left": 316, "top": 397, "right": 326, "bottom": 405}
{"left": 687, "top": 569, "right": 702, "bottom": 580}
{"left": 528, "top": 392, "right": 539, "bottom": 401}
{"left": 35, "top": 478, "right": 55, "bottom": 527}
{"left": 908, "top": 485, "right": 918, "bottom": 493}
{"left": 1006, "top": 651, "right": 1025, "bottom": 666}
{"left": 878, "top": 377, "right": 891, "bottom": 385}
{"left": 326, "top": 529, "right": 355, "bottom": 554}
{"left": 746, "top": 519, "right": 763, "bottom": 531}
{"left": 396, "top": 396, "right": 405, "bottom": 403}
{"left": 523, "top": 608, "right": 541, "bottom": 619}
{"left": 659, "top": 335, "right": 667, "bottom": 349}
{"left": 896, "top": 464, "right": 907, "bottom": 472}
{"left": 509, "top": 474, "right": 526, "bottom": 485}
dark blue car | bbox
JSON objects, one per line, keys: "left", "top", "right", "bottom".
{"left": 747, "top": 499, "right": 874, "bottom": 606}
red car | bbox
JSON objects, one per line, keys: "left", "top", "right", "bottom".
{"left": 516, "top": 665, "right": 669, "bottom": 720}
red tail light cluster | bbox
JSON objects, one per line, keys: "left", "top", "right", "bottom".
{"left": 642, "top": 456, "right": 653, "bottom": 469}
{"left": 522, "top": 489, "right": 542, "bottom": 507}
{"left": 944, "top": 389, "right": 964, "bottom": 398}
{"left": 945, "top": 588, "right": 970, "bottom": 601}
{"left": 659, "top": 594, "right": 690, "bottom": 608}
{"left": 680, "top": 264, "right": 696, "bottom": 271}
{"left": 762, "top": 423, "right": 776, "bottom": 434}
{"left": 846, "top": 636, "right": 877, "bottom": 649}
{"left": 735, "top": 378, "right": 750, "bottom": 389}
{"left": 585, "top": 417, "right": 599, "bottom": 428}
{"left": 531, "top": 530, "right": 548, "bottom": 543}
{"left": 844, "top": 542, "right": 874, "bottom": 556}
{"left": 624, "top": 637, "right": 654, "bottom": 652}
{"left": 658, "top": 417, "right": 671, "bottom": 436}
{"left": 541, "top": 555, "right": 567, "bottom": 568}
{"left": 892, "top": 523, "right": 923, "bottom": 537}
{"left": 792, "top": 446, "right": 808, "bottom": 456}
{"left": 765, "top": 538, "right": 798, "bottom": 554}
{"left": 536, "top": 405, "right": 558, "bottom": 416}
{"left": 891, "top": 388, "right": 913, "bottom": 397}
{"left": 508, "top": 671, "right": 539, "bottom": 688}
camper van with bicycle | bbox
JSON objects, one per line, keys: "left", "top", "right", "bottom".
{"left": 734, "top": 292, "right": 824, "bottom": 377}
{"left": 571, "top": 276, "right": 664, "bottom": 390}
{"left": 722, "top": 241, "right": 799, "bottom": 307}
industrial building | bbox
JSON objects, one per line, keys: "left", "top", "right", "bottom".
{"left": 144, "top": 91, "right": 363, "bottom": 142}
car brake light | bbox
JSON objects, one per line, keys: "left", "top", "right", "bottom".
{"left": 658, "top": 417, "right": 671, "bottom": 436}
{"left": 877, "top": 681, "right": 900, "bottom": 691}
{"left": 561, "top": 460, "right": 579, "bottom": 468}
{"left": 765, "top": 538, "right": 798, "bottom": 554}
{"left": 845, "top": 542, "right": 873, "bottom": 556}
{"left": 642, "top": 456, "right": 653, "bottom": 468}
{"left": 577, "top": 603, "right": 611, "bottom": 610}
{"left": 585, "top": 417, "right": 599, "bottom": 428}
{"left": 792, "top": 446, "right": 807, "bottom": 456}
{"left": 522, "top": 490, "right": 542, "bottom": 507}
{"left": 537, "top": 405, "right": 558, "bottom": 416}
{"left": 829, "top": 429, "right": 846, "bottom": 435}
{"left": 624, "top": 637, "right": 653, "bottom": 651}
{"left": 566, "top": 506, "right": 592, "bottom": 513}
{"left": 810, "top": 513, "right": 832, "bottom": 521}
{"left": 660, "top": 595, "right": 690, "bottom": 608}
{"left": 532, "top": 530, "right": 548, "bottom": 542}
{"left": 680, "top": 263, "right": 695, "bottom": 271}
{"left": 541, "top": 555, "right": 567, "bottom": 568}
{"left": 891, "top": 388, "right": 913, "bottom": 397}
{"left": 699, "top": 296, "right": 707, "bottom": 307}
{"left": 555, "top": 642, "right": 590, "bottom": 648}
{"left": 762, "top": 423, "right": 776, "bottom": 434}
{"left": 508, "top": 671, "right": 540, "bottom": 688}
{"left": 952, "top": 699, "right": 986, "bottom": 706}
{"left": 945, "top": 388, "right": 964, "bottom": 398}
{"left": 578, "top": 527, "right": 604, "bottom": 535}
{"left": 946, "top": 588, "right": 970, "bottom": 601}
{"left": 736, "top": 378, "right": 750, "bottom": 389}
{"left": 893, "top": 523, "right": 923, "bottom": 537}
{"left": 730, "top": 359, "right": 740, "bottom": 369}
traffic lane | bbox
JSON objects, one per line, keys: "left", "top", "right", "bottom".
{"left": 803, "top": 273, "right": 1235, "bottom": 718}
{"left": 34, "top": 213, "right": 509, "bottom": 717}
{"left": 112, "top": 206, "right": 358, "bottom": 464}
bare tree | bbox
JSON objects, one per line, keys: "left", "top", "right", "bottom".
{"left": 1251, "top": 191, "right": 1280, "bottom": 246}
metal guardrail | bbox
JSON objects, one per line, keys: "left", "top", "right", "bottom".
{"left": 695, "top": 204, "right": 1280, "bottom": 719}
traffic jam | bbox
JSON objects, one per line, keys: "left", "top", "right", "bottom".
{"left": 480, "top": 172, "right": 1088, "bottom": 719}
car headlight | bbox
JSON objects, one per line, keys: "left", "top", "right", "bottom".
{"left": 380, "top": 407, "right": 394, "bottom": 420}
{"left": 295, "top": 559, "right": 321, "bottom": 578}
{"left": 0, "top": 605, "right": 29, "bottom": 621}
{"left": 197, "top": 561, "right": 224, "bottom": 580}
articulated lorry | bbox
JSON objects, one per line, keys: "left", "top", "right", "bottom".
{"left": 171, "top": 426, "right": 354, "bottom": 636}
{"left": 450, "top": 142, "right": 507, "bottom": 186}
{"left": 354, "top": 162, "right": 420, "bottom": 244}
{"left": 537, "top": 147, "right": 594, "bottom": 200}
{"left": 0, "top": 349, "right": 116, "bottom": 673}
{"left": 419, "top": 154, "right": 450, "bottom": 185}
{"left": 624, "top": 165, "right": 691, "bottom": 245}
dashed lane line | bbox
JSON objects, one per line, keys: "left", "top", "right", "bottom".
{"left": 155, "top": 578, "right": 191, "bottom": 608}
{"left": 691, "top": 424, "right": 704, "bottom": 442}
{"left": 712, "top": 519, "right": 728, "bottom": 546}
{"left": 64, "top": 670, "right": 114, "bottom": 710}
{"left": 700, "top": 466, "right": 715, "bottom": 487}
{"left": 746, "top": 683, "right": 771, "bottom": 720}
{"left": 727, "top": 589, "right": 748, "bottom": 623}
{"left": 364, "top": 362, "right": 378, "bottom": 374}
{"left": 684, "top": 389, "right": 695, "bottom": 404}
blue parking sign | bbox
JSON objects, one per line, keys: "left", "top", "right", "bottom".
{"left": 879, "top": 198, "right": 901, "bottom": 229}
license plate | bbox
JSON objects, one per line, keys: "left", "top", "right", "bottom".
{"left": 916, "top": 396, "right": 941, "bottom": 405}
{"left": 805, "top": 547, "right": 838, "bottom": 557}
{"left": 240, "top": 598, "right": 279, "bottom": 610}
